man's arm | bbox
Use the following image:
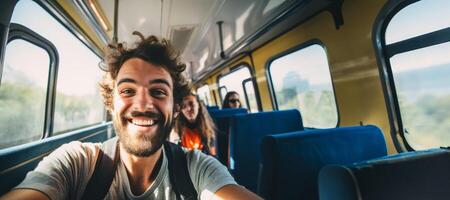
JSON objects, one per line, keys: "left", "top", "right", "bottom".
{"left": 213, "top": 185, "right": 263, "bottom": 200}
{"left": 1, "top": 141, "right": 99, "bottom": 200}
{"left": 0, "top": 189, "right": 49, "bottom": 200}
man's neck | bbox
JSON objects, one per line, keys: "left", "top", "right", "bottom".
{"left": 120, "top": 146, "right": 163, "bottom": 195}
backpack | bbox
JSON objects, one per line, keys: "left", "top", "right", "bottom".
{"left": 81, "top": 137, "right": 197, "bottom": 200}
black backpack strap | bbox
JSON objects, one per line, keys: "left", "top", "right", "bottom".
{"left": 164, "top": 141, "right": 198, "bottom": 200}
{"left": 82, "top": 137, "right": 120, "bottom": 200}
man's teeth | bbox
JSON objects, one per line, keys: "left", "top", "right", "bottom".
{"left": 131, "top": 119, "right": 156, "bottom": 126}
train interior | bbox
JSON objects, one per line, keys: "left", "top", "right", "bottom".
{"left": 0, "top": 0, "right": 449, "bottom": 199}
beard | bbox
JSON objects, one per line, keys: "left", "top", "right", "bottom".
{"left": 113, "top": 110, "right": 173, "bottom": 157}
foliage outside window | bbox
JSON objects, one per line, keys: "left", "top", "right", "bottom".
{"left": 11, "top": 0, "right": 104, "bottom": 134}
{"left": 384, "top": 0, "right": 450, "bottom": 149}
{"left": 268, "top": 44, "right": 337, "bottom": 128}
{"left": 0, "top": 40, "right": 50, "bottom": 149}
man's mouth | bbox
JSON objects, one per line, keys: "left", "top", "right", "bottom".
{"left": 127, "top": 118, "right": 158, "bottom": 126}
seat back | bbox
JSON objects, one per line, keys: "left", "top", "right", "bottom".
{"left": 208, "top": 108, "right": 248, "bottom": 165}
{"left": 230, "top": 109, "right": 303, "bottom": 193}
{"left": 206, "top": 105, "right": 219, "bottom": 111}
{"left": 319, "top": 148, "right": 450, "bottom": 200}
{"left": 208, "top": 108, "right": 247, "bottom": 119}
{"left": 259, "top": 125, "right": 387, "bottom": 200}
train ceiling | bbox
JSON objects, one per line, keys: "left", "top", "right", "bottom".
{"left": 71, "top": 0, "right": 338, "bottom": 81}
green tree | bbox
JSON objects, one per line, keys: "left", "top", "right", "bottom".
{"left": 400, "top": 94, "right": 450, "bottom": 149}
{"left": 0, "top": 81, "right": 46, "bottom": 148}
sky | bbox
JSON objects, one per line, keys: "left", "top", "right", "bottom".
{"left": 386, "top": 0, "right": 450, "bottom": 72}
{"left": 270, "top": 44, "right": 333, "bottom": 88}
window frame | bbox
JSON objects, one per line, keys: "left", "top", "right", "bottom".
{"left": 1, "top": 0, "right": 103, "bottom": 88}
{"left": 265, "top": 39, "right": 339, "bottom": 128}
{"left": 6, "top": 23, "right": 59, "bottom": 139}
{"left": 35, "top": 0, "right": 104, "bottom": 57}
{"left": 218, "top": 85, "right": 228, "bottom": 104}
{"left": 216, "top": 62, "right": 261, "bottom": 110}
{"left": 0, "top": 0, "right": 106, "bottom": 144}
{"left": 211, "top": 89, "right": 219, "bottom": 106}
{"left": 242, "top": 77, "right": 259, "bottom": 113}
{"left": 196, "top": 84, "right": 211, "bottom": 106}
{"left": 373, "top": 0, "right": 450, "bottom": 151}
{"left": 0, "top": 0, "right": 20, "bottom": 82}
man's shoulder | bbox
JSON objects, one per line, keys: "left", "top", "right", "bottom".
{"left": 164, "top": 143, "right": 209, "bottom": 168}
{"left": 14, "top": 140, "right": 103, "bottom": 200}
{"left": 47, "top": 140, "right": 102, "bottom": 162}
{"left": 180, "top": 146, "right": 202, "bottom": 160}
{"left": 182, "top": 147, "right": 222, "bottom": 170}
{"left": 177, "top": 144, "right": 238, "bottom": 199}
{"left": 61, "top": 140, "right": 101, "bottom": 151}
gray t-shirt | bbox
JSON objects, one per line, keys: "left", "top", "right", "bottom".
{"left": 15, "top": 140, "right": 237, "bottom": 200}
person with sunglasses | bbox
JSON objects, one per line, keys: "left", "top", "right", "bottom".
{"left": 222, "top": 91, "right": 242, "bottom": 109}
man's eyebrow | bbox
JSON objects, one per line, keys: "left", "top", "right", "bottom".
{"left": 117, "top": 78, "right": 136, "bottom": 86}
{"left": 150, "top": 79, "right": 171, "bottom": 88}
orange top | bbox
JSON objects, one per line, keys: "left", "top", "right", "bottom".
{"left": 181, "top": 127, "right": 204, "bottom": 151}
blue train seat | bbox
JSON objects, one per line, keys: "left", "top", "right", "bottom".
{"left": 208, "top": 108, "right": 247, "bottom": 119}
{"left": 207, "top": 108, "right": 248, "bottom": 165}
{"left": 319, "top": 148, "right": 450, "bottom": 200}
{"left": 258, "top": 125, "right": 387, "bottom": 200}
{"left": 229, "top": 109, "right": 303, "bottom": 193}
{"left": 206, "top": 105, "right": 219, "bottom": 111}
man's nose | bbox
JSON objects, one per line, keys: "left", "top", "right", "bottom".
{"left": 134, "top": 87, "right": 153, "bottom": 111}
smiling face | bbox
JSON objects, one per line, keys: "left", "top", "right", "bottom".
{"left": 181, "top": 95, "right": 199, "bottom": 124}
{"left": 112, "top": 58, "right": 174, "bottom": 157}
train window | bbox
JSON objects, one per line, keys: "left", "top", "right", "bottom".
{"left": 11, "top": 0, "right": 104, "bottom": 134}
{"left": 382, "top": 0, "right": 450, "bottom": 149}
{"left": 268, "top": 44, "right": 337, "bottom": 128}
{"left": 0, "top": 39, "right": 50, "bottom": 149}
{"left": 197, "top": 84, "right": 212, "bottom": 106}
{"left": 218, "top": 66, "right": 253, "bottom": 109}
{"left": 243, "top": 78, "right": 258, "bottom": 113}
{"left": 219, "top": 86, "right": 228, "bottom": 102}
{"left": 53, "top": 49, "right": 103, "bottom": 134}
{"left": 385, "top": 1, "right": 450, "bottom": 45}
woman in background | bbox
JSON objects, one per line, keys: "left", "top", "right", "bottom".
{"left": 175, "top": 93, "right": 217, "bottom": 156}
{"left": 222, "top": 91, "right": 242, "bottom": 109}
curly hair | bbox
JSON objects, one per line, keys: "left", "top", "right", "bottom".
{"left": 99, "top": 31, "right": 189, "bottom": 112}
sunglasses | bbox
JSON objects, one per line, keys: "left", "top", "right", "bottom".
{"left": 229, "top": 99, "right": 240, "bottom": 104}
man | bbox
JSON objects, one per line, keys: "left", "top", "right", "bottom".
{"left": 0, "top": 32, "right": 261, "bottom": 200}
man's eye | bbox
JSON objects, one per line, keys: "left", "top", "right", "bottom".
{"left": 150, "top": 89, "right": 167, "bottom": 98}
{"left": 120, "top": 88, "right": 135, "bottom": 96}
